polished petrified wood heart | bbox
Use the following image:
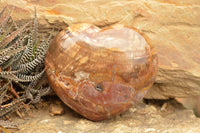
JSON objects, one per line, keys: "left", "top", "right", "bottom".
{"left": 45, "top": 23, "right": 158, "bottom": 121}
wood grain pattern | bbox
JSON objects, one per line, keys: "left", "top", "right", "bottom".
{"left": 45, "top": 23, "right": 158, "bottom": 121}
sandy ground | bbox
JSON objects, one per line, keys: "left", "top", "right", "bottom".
{"left": 5, "top": 96, "right": 200, "bottom": 133}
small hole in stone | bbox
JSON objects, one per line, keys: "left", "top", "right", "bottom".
{"left": 65, "top": 82, "right": 70, "bottom": 86}
{"left": 95, "top": 83, "right": 103, "bottom": 92}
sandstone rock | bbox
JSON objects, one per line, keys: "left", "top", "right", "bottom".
{"left": 176, "top": 96, "right": 200, "bottom": 117}
{"left": 1, "top": 0, "right": 200, "bottom": 99}
{"left": 12, "top": 99, "right": 200, "bottom": 133}
{"left": 49, "top": 103, "right": 64, "bottom": 116}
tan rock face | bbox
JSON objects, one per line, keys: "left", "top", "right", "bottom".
{"left": 2, "top": 0, "right": 200, "bottom": 99}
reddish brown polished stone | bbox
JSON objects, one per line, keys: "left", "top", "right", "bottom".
{"left": 45, "top": 23, "right": 158, "bottom": 121}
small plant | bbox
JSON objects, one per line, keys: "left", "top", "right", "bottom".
{"left": 0, "top": 6, "right": 52, "bottom": 126}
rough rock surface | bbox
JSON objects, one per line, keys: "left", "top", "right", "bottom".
{"left": 49, "top": 102, "right": 65, "bottom": 116}
{"left": 0, "top": 1, "right": 200, "bottom": 132}
{"left": 1, "top": 0, "right": 200, "bottom": 100}
{"left": 10, "top": 99, "right": 200, "bottom": 133}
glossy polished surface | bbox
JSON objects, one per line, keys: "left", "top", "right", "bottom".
{"left": 45, "top": 23, "right": 158, "bottom": 121}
